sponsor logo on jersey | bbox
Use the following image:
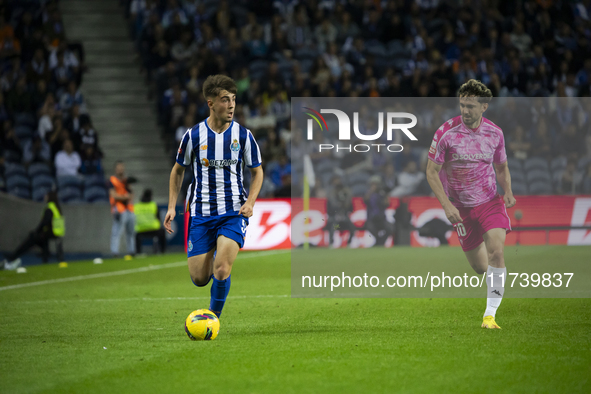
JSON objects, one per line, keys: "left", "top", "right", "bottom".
{"left": 452, "top": 153, "right": 493, "bottom": 161}
{"left": 178, "top": 147, "right": 182, "bottom": 154}
{"left": 200, "top": 145, "right": 208, "bottom": 150}
{"left": 201, "top": 158, "right": 238, "bottom": 168}
{"left": 230, "top": 139, "right": 240, "bottom": 151}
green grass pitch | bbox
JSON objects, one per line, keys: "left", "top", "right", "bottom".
{"left": 0, "top": 246, "right": 589, "bottom": 393}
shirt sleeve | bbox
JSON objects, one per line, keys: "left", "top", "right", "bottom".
{"left": 175, "top": 128, "right": 193, "bottom": 167}
{"left": 244, "top": 130, "right": 262, "bottom": 168}
{"left": 493, "top": 131, "right": 508, "bottom": 164}
{"left": 428, "top": 130, "right": 447, "bottom": 165}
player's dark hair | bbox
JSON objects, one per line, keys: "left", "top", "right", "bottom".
{"left": 46, "top": 190, "right": 62, "bottom": 214}
{"left": 141, "top": 189, "right": 152, "bottom": 202}
{"left": 457, "top": 79, "right": 493, "bottom": 103}
{"left": 202, "top": 74, "right": 237, "bottom": 99}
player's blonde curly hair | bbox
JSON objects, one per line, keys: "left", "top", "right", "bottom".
{"left": 457, "top": 79, "right": 493, "bottom": 103}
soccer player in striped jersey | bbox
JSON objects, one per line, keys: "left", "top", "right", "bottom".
{"left": 164, "top": 75, "right": 263, "bottom": 318}
{"left": 426, "top": 79, "right": 516, "bottom": 329}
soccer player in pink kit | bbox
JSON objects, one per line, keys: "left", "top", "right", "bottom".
{"left": 426, "top": 79, "right": 516, "bottom": 329}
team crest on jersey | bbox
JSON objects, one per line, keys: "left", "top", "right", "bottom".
{"left": 188, "top": 240, "right": 193, "bottom": 252}
{"left": 230, "top": 139, "right": 240, "bottom": 152}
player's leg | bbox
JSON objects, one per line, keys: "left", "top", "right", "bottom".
{"left": 481, "top": 227, "right": 507, "bottom": 328}
{"left": 124, "top": 211, "right": 136, "bottom": 256}
{"left": 186, "top": 214, "right": 217, "bottom": 286}
{"left": 187, "top": 248, "right": 216, "bottom": 286}
{"left": 209, "top": 235, "right": 240, "bottom": 317}
{"left": 110, "top": 212, "right": 122, "bottom": 255}
{"left": 463, "top": 242, "right": 488, "bottom": 274}
{"left": 207, "top": 214, "right": 248, "bottom": 317}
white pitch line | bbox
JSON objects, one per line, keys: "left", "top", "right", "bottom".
{"left": 1, "top": 294, "right": 290, "bottom": 304}
{"left": 0, "top": 250, "right": 290, "bottom": 292}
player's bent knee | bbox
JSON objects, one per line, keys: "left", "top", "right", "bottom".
{"left": 213, "top": 264, "right": 231, "bottom": 280}
{"left": 190, "top": 274, "right": 212, "bottom": 287}
{"left": 488, "top": 249, "right": 504, "bottom": 266}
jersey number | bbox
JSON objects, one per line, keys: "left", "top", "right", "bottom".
{"left": 455, "top": 223, "right": 467, "bottom": 237}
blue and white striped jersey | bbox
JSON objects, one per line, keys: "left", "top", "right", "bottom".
{"left": 176, "top": 119, "right": 262, "bottom": 217}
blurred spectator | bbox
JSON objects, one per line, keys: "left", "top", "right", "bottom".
{"left": 54, "top": 139, "right": 81, "bottom": 177}
{"left": 2, "top": 121, "right": 23, "bottom": 163}
{"left": 23, "top": 136, "right": 51, "bottom": 167}
{"left": 59, "top": 80, "right": 85, "bottom": 112}
{"left": 109, "top": 161, "right": 136, "bottom": 257}
{"left": 79, "top": 144, "right": 103, "bottom": 175}
{"left": 558, "top": 160, "right": 579, "bottom": 194}
{"left": 2, "top": 191, "right": 65, "bottom": 269}
{"left": 46, "top": 117, "right": 70, "bottom": 159}
{"left": 135, "top": 189, "right": 166, "bottom": 254}
{"left": 364, "top": 175, "right": 393, "bottom": 246}
{"left": 6, "top": 76, "right": 32, "bottom": 114}
{"left": 390, "top": 162, "right": 426, "bottom": 197}
{"left": 326, "top": 176, "right": 358, "bottom": 247}
{"left": 507, "top": 125, "right": 531, "bottom": 160}
{"left": 270, "top": 155, "right": 291, "bottom": 188}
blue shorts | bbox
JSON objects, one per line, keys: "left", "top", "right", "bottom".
{"left": 187, "top": 212, "right": 249, "bottom": 257}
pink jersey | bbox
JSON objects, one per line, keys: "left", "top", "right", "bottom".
{"left": 428, "top": 116, "right": 507, "bottom": 208}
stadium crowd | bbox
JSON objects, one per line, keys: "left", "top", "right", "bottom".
{"left": 0, "top": 0, "right": 108, "bottom": 203}
{"left": 124, "top": 0, "right": 591, "bottom": 198}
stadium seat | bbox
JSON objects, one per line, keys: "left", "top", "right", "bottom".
{"left": 347, "top": 171, "right": 370, "bottom": 187}
{"left": 577, "top": 156, "right": 591, "bottom": 171}
{"left": 550, "top": 156, "right": 567, "bottom": 172}
{"left": 14, "top": 125, "right": 34, "bottom": 140}
{"left": 14, "top": 113, "right": 36, "bottom": 128}
{"left": 32, "top": 185, "right": 53, "bottom": 202}
{"left": 31, "top": 174, "right": 55, "bottom": 189}
{"left": 512, "top": 182, "right": 528, "bottom": 195}
{"left": 315, "top": 160, "right": 334, "bottom": 176}
{"left": 58, "top": 187, "right": 83, "bottom": 203}
{"left": 294, "top": 47, "right": 318, "bottom": 60}
{"left": 5, "top": 163, "right": 27, "bottom": 177}
{"left": 28, "top": 163, "right": 52, "bottom": 178}
{"left": 510, "top": 169, "right": 525, "bottom": 182}
{"left": 526, "top": 169, "right": 551, "bottom": 183}
{"left": 248, "top": 59, "right": 269, "bottom": 76}
{"left": 583, "top": 177, "right": 591, "bottom": 194}
{"left": 8, "top": 186, "right": 31, "bottom": 199}
{"left": 84, "top": 186, "right": 109, "bottom": 203}
{"left": 524, "top": 157, "right": 549, "bottom": 172}
{"left": 528, "top": 181, "right": 553, "bottom": 195}
{"left": 6, "top": 174, "right": 30, "bottom": 190}
{"left": 366, "top": 41, "right": 387, "bottom": 57}
{"left": 57, "top": 175, "right": 83, "bottom": 190}
{"left": 507, "top": 158, "right": 523, "bottom": 172}
{"left": 83, "top": 174, "right": 106, "bottom": 189}
{"left": 350, "top": 183, "right": 368, "bottom": 197}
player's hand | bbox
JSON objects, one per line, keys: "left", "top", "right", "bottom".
{"left": 504, "top": 193, "right": 516, "bottom": 208}
{"left": 239, "top": 202, "right": 254, "bottom": 218}
{"left": 444, "top": 203, "right": 463, "bottom": 225}
{"left": 164, "top": 209, "right": 176, "bottom": 234}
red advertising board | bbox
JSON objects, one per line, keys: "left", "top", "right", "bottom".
{"left": 188, "top": 196, "right": 591, "bottom": 250}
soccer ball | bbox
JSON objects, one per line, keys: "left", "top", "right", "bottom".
{"left": 184, "top": 309, "right": 220, "bottom": 341}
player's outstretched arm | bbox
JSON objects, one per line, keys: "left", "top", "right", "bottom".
{"left": 164, "top": 162, "right": 185, "bottom": 234}
{"left": 494, "top": 161, "right": 516, "bottom": 208}
{"left": 426, "top": 160, "right": 462, "bottom": 224}
{"left": 239, "top": 165, "right": 264, "bottom": 218}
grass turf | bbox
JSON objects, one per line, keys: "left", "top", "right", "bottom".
{"left": 0, "top": 246, "right": 589, "bottom": 393}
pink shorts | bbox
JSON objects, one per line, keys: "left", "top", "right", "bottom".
{"left": 453, "top": 194, "right": 512, "bottom": 252}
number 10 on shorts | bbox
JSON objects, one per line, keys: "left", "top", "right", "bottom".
{"left": 455, "top": 223, "right": 467, "bottom": 237}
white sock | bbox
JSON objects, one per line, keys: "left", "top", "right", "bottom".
{"left": 484, "top": 266, "right": 506, "bottom": 318}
